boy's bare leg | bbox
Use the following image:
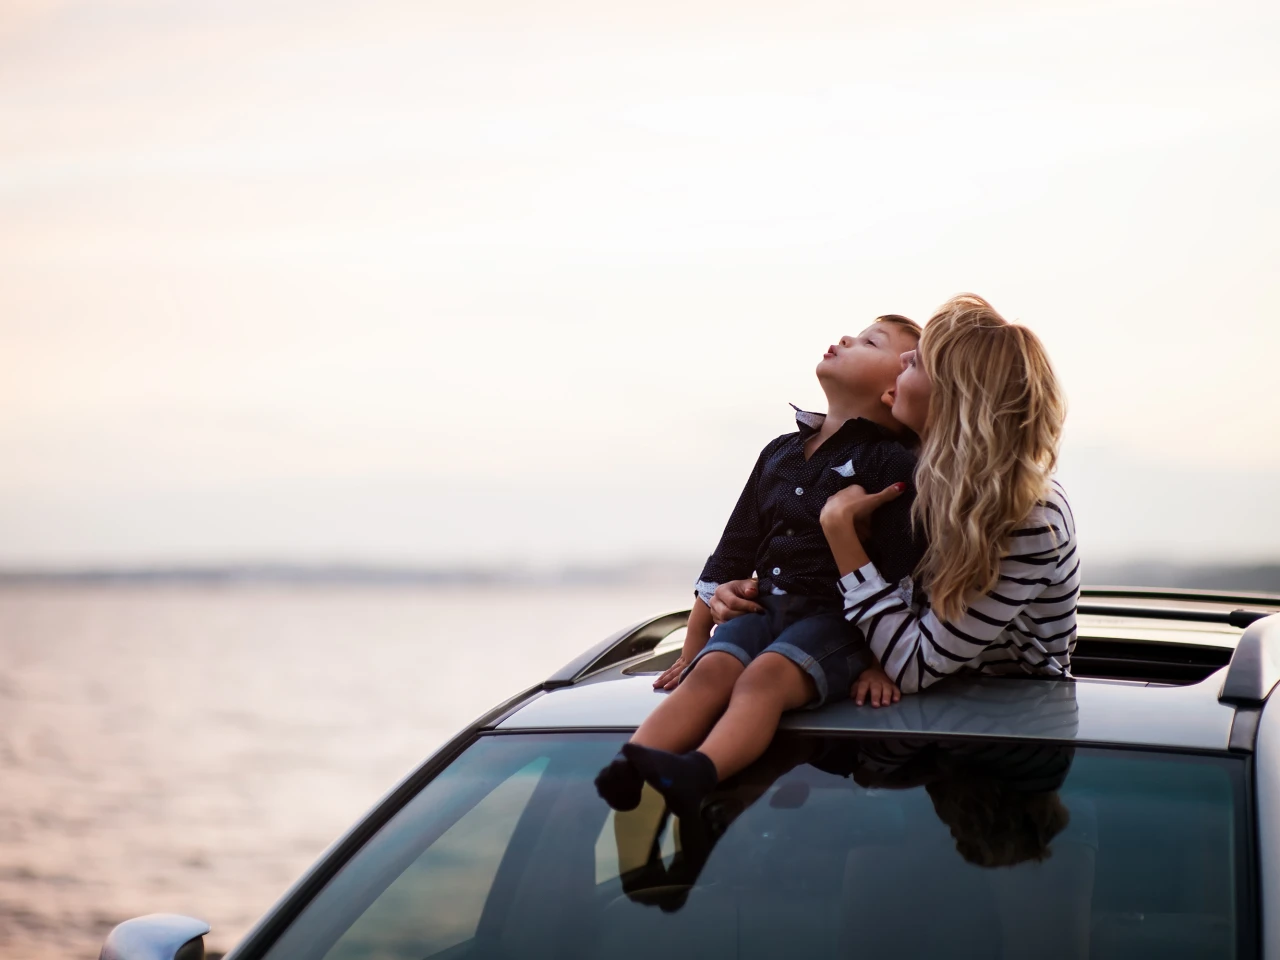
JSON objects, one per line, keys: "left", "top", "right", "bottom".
{"left": 622, "top": 653, "right": 811, "bottom": 818}
{"left": 697, "top": 652, "right": 814, "bottom": 781}
{"left": 630, "top": 652, "right": 744, "bottom": 752}
{"left": 596, "top": 651, "right": 743, "bottom": 812}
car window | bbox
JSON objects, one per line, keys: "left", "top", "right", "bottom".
{"left": 262, "top": 732, "right": 1252, "bottom": 960}
{"left": 324, "top": 756, "right": 548, "bottom": 960}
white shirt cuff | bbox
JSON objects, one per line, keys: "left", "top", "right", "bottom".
{"left": 694, "top": 580, "right": 720, "bottom": 607}
{"left": 838, "top": 562, "right": 888, "bottom": 608}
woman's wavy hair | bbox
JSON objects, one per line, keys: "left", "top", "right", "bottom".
{"left": 926, "top": 773, "right": 1071, "bottom": 868}
{"left": 912, "top": 295, "right": 1066, "bottom": 621}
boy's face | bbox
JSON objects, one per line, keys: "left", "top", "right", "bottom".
{"left": 817, "top": 321, "right": 919, "bottom": 403}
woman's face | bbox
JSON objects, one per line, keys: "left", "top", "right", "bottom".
{"left": 892, "top": 348, "right": 932, "bottom": 435}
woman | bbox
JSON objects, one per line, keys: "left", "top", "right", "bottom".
{"left": 713, "top": 293, "right": 1078, "bottom": 699}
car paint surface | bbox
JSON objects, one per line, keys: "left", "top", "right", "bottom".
{"left": 496, "top": 672, "right": 1240, "bottom": 752}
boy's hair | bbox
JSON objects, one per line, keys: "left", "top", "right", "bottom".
{"left": 874, "top": 314, "right": 922, "bottom": 339}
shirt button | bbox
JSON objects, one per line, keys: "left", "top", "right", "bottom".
{"left": 772, "top": 567, "right": 781, "bottom": 576}
{"left": 786, "top": 528, "right": 795, "bottom": 536}
{"left": 795, "top": 487, "right": 804, "bottom": 496}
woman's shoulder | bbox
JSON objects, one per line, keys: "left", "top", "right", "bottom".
{"left": 1004, "top": 480, "right": 1077, "bottom": 557}
{"left": 1038, "top": 480, "right": 1077, "bottom": 537}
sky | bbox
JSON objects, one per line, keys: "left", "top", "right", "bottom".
{"left": 2, "top": 0, "right": 1279, "bottom": 569}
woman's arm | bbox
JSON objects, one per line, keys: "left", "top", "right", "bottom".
{"left": 819, "top": 482, "right": 903, "bottom": 575}
{"left": 708, "top": 578, "right": 764, "bottom": 623}
{"left": 821, "top": 486, "right": 1077, "bottom": 694}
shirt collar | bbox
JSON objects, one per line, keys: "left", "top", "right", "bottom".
{"left": 791, "top": 404, "right": 827, "bottom": 438}
{"left": 790, "top": 404, "right": 899, "bottom": 442}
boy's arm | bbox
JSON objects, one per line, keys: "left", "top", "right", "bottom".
{"left": 653, "top": 598, "right": 714, "bottom": 691}
{"left": 696, "top": 439, "right": 780, "bottom": 601}
{"left": 658, "top": 436, "right": 779, "bottom": 692}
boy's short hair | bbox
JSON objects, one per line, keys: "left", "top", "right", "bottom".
{"left": 875, "top": 314, "right": 923, "bottom": 339}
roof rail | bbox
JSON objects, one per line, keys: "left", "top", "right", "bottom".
{"left": 1083, "top": 586, "right": 1280, "bottom": 607}
{"left": 1079, "top": 603, "right": 1270, "bottom": 628}
{"left": 1219, "top": 613, "right": 1280, "bottom": 704}
{"left": 544, "top": 610, "right": 690, "bottom": 688}
{"left": 545, "top": 591, "right": 1280, "bottom": 692}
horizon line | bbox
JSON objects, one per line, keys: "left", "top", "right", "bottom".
{"left": 3, "top": 558, "right": 1280, "bottom": 589}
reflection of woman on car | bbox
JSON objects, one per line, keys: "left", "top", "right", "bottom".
{"left": 612, "top": 729, "right": 1077, "bottom": 913}
{"left": 841, "top": 739, "right": 1073, "bottom": 868}
{"left": 715, "top": 294, "right": 1080, "bottom": 697}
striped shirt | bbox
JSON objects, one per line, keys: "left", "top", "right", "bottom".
{"left": 838, "top": 480, "right": 1079, "bottom": 694}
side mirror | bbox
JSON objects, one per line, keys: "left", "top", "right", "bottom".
{"left": 100, "top": 914, "right": 211, "bottom": 960}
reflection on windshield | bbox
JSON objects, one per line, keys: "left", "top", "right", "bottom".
{"left": 612, "top": 734, "right": 1076, "bottom": 911}
{"left": 268, "top": 679, "right": 1245, "bottom": 960}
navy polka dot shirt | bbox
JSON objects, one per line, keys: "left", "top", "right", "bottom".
{"left": 696, "top": 406, "right": 924, "bottom": 606}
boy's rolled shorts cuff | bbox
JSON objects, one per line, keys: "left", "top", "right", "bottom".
{"left": 679, "top": 606, "right": 872, "bottom": 709}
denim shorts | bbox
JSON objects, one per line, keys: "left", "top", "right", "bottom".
{"left": 683, "top": 594, "right": 872, "bottom": 707}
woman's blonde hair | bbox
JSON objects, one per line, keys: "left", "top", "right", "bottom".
{"left": 912, "top": 295, "right": 1066, "bottom": 621}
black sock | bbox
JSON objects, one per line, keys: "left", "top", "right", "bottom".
{"left": 594, "top": 751, "right": 644, "bottom": 811}
{"left": 622, "top": 743, "right": 719, "bottom": 820}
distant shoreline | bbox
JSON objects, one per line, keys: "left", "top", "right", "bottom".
{"left": 0, "top": 563, "right": 699, "bottom": 588}
{"left": 3, "top": 560, "right": 1280, "bottom": 593}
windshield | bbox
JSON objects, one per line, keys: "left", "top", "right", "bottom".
{"left": 262, "top": 732, "right": 1251, "bottom": 960}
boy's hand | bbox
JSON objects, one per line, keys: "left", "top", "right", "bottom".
{"left": 852, "top": 664, "right": 901, "bottom": 707}
{"left": 653, "top": 656, "right": 687, "bottom": 691}
{"left": 710, "top": 579, "right": 764, "bottom": 623}
{"left": 820, "top": 483, "right": 907, "bottom": 538}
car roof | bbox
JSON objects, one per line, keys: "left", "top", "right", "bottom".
{"left": 494, "top": 673, "right": 1238, "bottom": 752}
{"left": 491, "top": 588, "right": 1280, "bottom": 754}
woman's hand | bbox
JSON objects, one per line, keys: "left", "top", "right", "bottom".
{"left": 710, "top": 579, "right": 764, "bottom": 624}
{"left": 852, "top": 664, "right": 901, "bottom": 707}
{"left": 653, "top": 656, "right": 687, "bottom": 691}
{"left": 821, "top": 483, "right": 906, "bottom": 578}
{"left": 819, "top": 482, "right": 907, "bottom": 537}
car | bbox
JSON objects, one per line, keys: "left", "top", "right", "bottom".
{"left": 102, "top": 587, "right": 1280, "bottom": 960}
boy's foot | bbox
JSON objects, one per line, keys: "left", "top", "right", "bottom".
{"left": 594, "top": 751, "right": 644, "bottom": 811}
{"left": 621, "top": 743, "right": 718, "bottom": 821}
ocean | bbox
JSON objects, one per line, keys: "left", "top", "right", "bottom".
{"left": 0, "top": 583, "right": 690, "bottom": 960}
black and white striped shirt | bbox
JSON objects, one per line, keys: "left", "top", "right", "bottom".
{"left": 838, "top": 480, "right": 1079, "bottom": 694}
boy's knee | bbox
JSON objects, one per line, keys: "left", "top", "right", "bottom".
{"left": 686, "top": 651, "right": 744, "bottom": 689}
{"left": 736, "top": 653, "right": 803, "bottom": 696}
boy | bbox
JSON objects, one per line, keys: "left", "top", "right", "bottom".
{"left": 596, "top": 315, "right": 926, "bottom": 817}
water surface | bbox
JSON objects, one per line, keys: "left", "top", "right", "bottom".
{"left": 0, "top": 583, "right": 687, "bottom": 959}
